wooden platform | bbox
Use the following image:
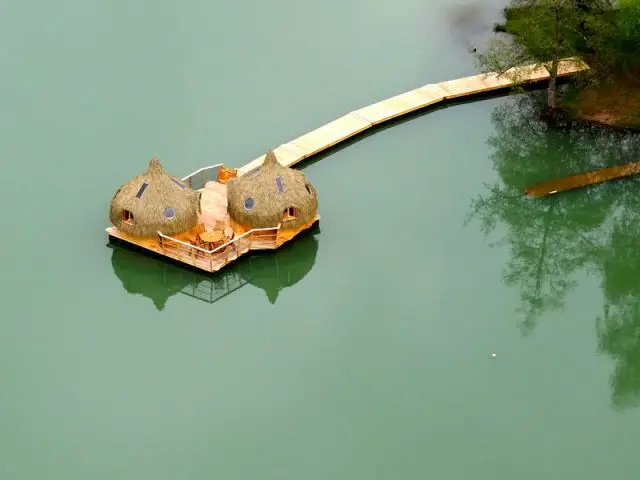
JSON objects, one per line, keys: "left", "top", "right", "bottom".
{"left": 106, "top": 179, "right": 320, "bottom": 273}
{"left": 237, "top": 57, "right": 590, "bottom": 175}
{"left": 525, "top": 160, "right": 640, "bottom": 198}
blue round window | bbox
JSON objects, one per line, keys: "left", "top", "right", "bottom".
{"left": 244, "top": 197, "right": 254, "bottom": 209}
{"left": 164, "top": 207, "right": 175, "bottom": 218}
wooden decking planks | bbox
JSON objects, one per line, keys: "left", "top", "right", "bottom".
{"left": 556, "top": 58, "right": 590, "bottom": 76}
{"left": 293, "top": 113, "right": 372, "bottom": 155}
{"left": 437, "top": 74, "right": 498, "bottom": 99}
{"left": 237, "top": 114, "right": 371, "bottom": 175}
{"left": 525, "top": 161, "right": 640, "bottom": 198}
{"left": 354, "top": 89, "right": 443, "bottom": 125}
{"left": 237, "top": 57, "right": 589, "bottom": 175}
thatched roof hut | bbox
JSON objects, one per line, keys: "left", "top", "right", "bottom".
{"left": 110, "top": 158, "right": 200, "bottom": 238}
{"left": 226, "top": 150, "right": 318, "bottom": 229}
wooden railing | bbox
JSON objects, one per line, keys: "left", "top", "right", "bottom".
{"left": 181, "top": 164, "right": 223, "bottom": 190}
{"left": 157, "top": 224, "right": 281, "bottom": 272}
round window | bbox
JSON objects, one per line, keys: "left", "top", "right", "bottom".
{"left": 164, "top": 207, "right": 175, "bottom": 218}
{"left": 244, "top": 197, "right": 254, "bottom": 209}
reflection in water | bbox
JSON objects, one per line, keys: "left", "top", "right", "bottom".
{"left": 238, "top": 232, "right": 319, "bottom": 304}
{"left": 596, "top": 200, "right": 640, "bottom": 410}
{"left": 467, "top": 92, "right": 640, "bottom": 409}
{"left": 109, "top": 225, "right": 319, "bottom": 309}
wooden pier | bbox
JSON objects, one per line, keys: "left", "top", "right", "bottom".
{"left": 107, "top": 58, "right": 593, "bottom": 274}
{"left": 237, "top": 58, "right": 589, "bottom": 175}
{"left": 525, "top": 160, "right": 640, "bottom": 198}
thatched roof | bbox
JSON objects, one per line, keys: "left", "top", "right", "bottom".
{"left": 110, "top": 158, "right": 200, "bottom": 238}
{"left": 226, "top": 150, "right": 318, "bottom": 229}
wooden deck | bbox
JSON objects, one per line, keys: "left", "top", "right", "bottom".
{"left": 237, "top": 57, "right": 590, "bottom": 175}
{"left": 106, "top": 177, "right": 320, "bottom": 273}
{"left": 525, "top": 161, "right": 640, "bottom": 198}
{"left": 106, "top": 214, "right": 319, "bottom": 273}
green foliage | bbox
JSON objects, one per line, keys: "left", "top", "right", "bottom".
{"left": 480, "top": 0, "right": 612, "bottom": 66}
{"left": 503, "top": 1, "right": 584, "bottom": 58}
{"left": 478, "top": 0, "right": 640, "bottom": 92}
{"left": 610, "top": 0, "right": 640, "bottom": 70}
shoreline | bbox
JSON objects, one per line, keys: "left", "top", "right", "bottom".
{"left": 562, "top": 70, "right": 640, "bottom": 132}
{"left": 574, "top": 113, "right": 640, "bottom": 132}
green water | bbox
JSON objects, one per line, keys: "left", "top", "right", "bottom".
{"left": 3, "top": 1, "right": 640, "bottom": 478}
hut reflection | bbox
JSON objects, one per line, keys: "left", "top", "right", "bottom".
{"left": 109, "top": 225, "right": 319, "bottom": 309}
{"left": 236, "top": 228, "right": 319, "bottom": 304}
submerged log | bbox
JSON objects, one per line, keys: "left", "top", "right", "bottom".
{"left": 526, "top": 161, "right": 640, "bottom": 198}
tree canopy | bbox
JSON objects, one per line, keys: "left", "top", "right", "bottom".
{"left": 477, "top": 0, "right": 639, "bottom": 110}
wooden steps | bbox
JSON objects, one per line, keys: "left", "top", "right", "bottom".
{"left": 237, "top": 57, "right": 590, "bottom": 175}
{"left": 525, "top": 161, "right": 640, "bottom": 198}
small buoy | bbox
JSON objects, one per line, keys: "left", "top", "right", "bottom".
{"left": 490, "top": 353, "right": 497, "bottom": 359}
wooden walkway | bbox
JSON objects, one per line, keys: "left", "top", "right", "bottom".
{"left": 525, "top": 160, "right": 640, "bottom": 198}
{"left": 237, "top": 57, "right": 589, "bottom": 175}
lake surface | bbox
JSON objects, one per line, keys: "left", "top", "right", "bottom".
{"left": 2, "top": 1, "right": 640, "bottom": 479}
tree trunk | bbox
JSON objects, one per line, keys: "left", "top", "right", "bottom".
{"left": 547, "top": 58, "right": 559, "bottom": 112}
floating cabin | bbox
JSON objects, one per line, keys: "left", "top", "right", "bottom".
{"left": 106, "top": 151, "right": 320, "bottom": 273}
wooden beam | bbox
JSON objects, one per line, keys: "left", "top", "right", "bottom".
{"left": 525, "top": 161, "right": 640, "bottom": 198}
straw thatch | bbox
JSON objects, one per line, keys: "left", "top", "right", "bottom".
{"left": 110, "top": 158, "right": 200, "bottom": 237}
{"left": 226, "top": 150, "right": 318, "bottom": 229}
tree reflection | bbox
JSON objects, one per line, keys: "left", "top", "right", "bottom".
{"left": 109, "top": 225, "right": 319, "bottom": 309}
{"left": 595, "top": 182, "right": 640, "bottom": 410}
{"left": 468, "top": 91, "right": 640, "bottom": 409}
{"left": 468, "top": 92, "right": 629, "bottom": 333}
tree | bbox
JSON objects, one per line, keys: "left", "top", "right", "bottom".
{"left": 478, "top": 0, "right": 615, "bottom": 112}
{"left": 611, "top": 0, "right": 640, "bottom": 71}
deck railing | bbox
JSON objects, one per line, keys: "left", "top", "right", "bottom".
{"left": 181, "top": 164, "right": 223, "bottom": 190}
{"left": 157, "top": 224, "right": 281, "bottom": 272}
